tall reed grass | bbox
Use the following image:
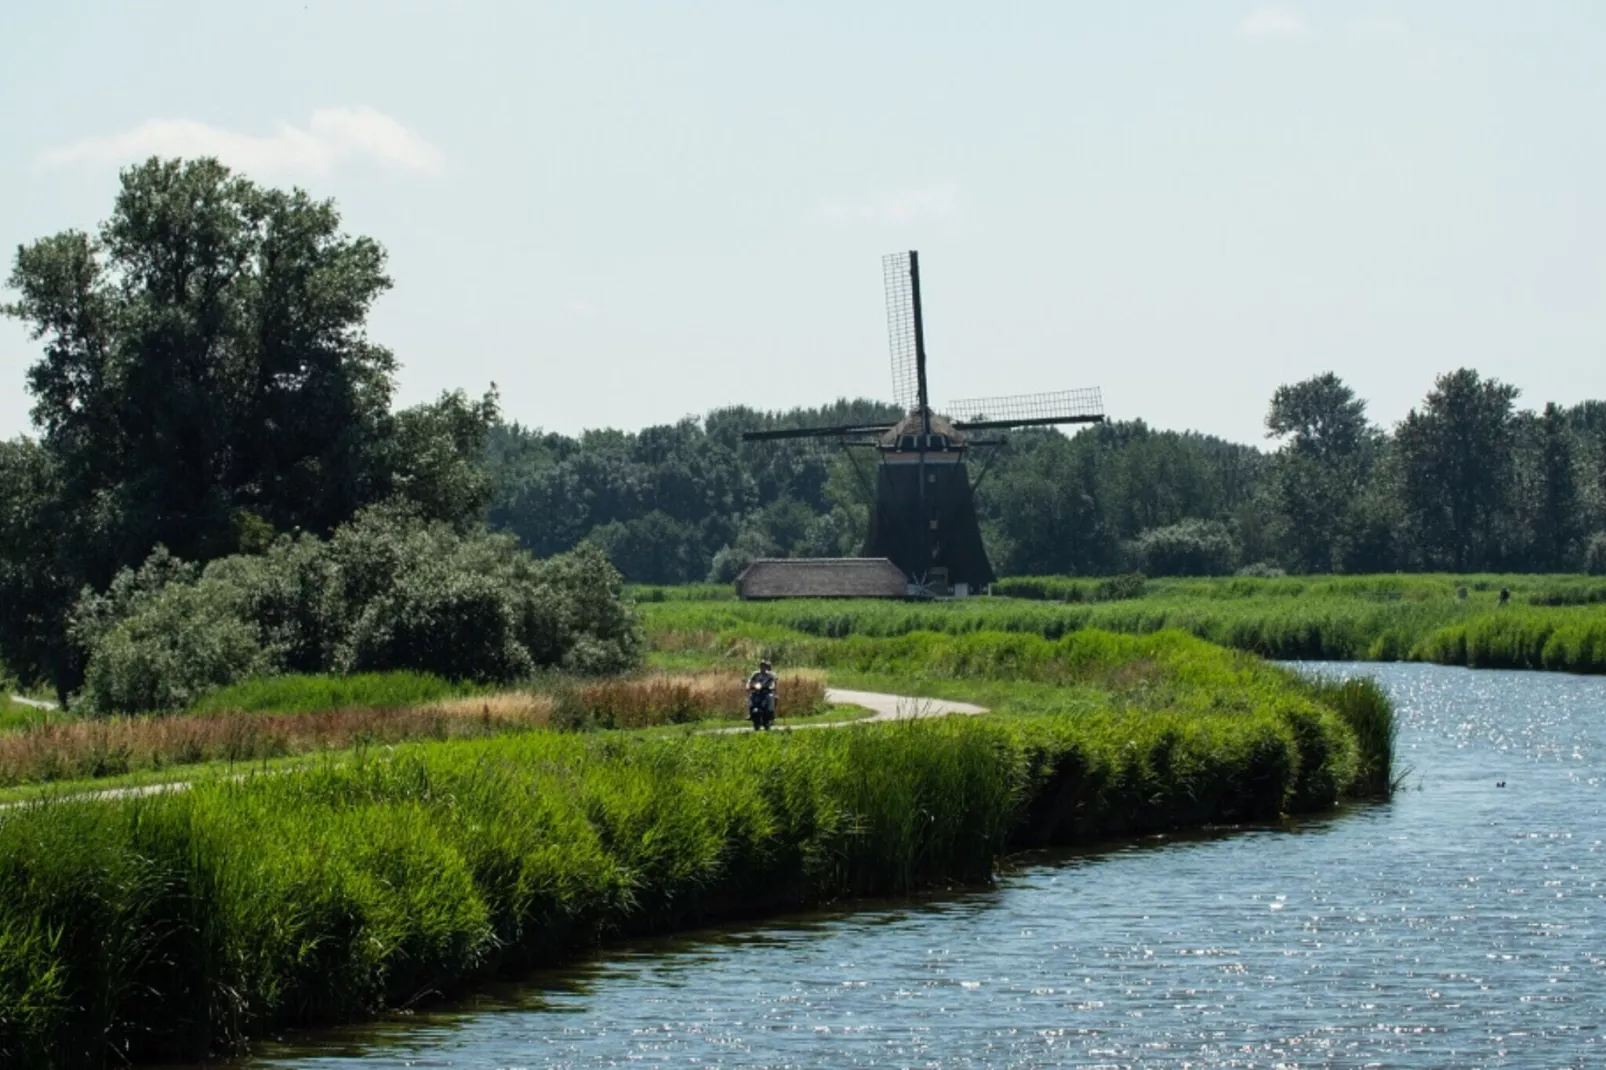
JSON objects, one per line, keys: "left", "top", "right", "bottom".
{"left": 645, "top": 581, "right": 1606, "bottom": 674}
{"left": 186, "top": 672, "right": 475, "bottom": 716}
{"left": 551, "top": 670, "right": 826, "bottom": 730}
{"left": 0, "top": 677, "right": 1379, "bottom": 1066}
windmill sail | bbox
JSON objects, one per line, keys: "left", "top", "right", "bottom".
{"left": 882, "top": 251, "right": 924, "bottom": 414}
{"left": 946, "top": 388, "right": 1104, "bottom": 431}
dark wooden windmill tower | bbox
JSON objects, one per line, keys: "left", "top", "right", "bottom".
{"left": 742, "top": 251, "right": 1105, "bottom": 596}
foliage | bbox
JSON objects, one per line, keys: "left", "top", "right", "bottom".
{"left": 72, "top": 510, "right": 643, "bottom": 714}
{"left": 1127, "top": 518, "right": 1240, "bottom": 576}
{"left": 990, "top": 573, "right": 1147, "bottom": 602}
{"left": 1394, "top": 369, "right": 1521, "bottom": 570}
{"left": 549, "top": 670, "right": 826, "bottom": 731}
{"left": 0, "top": 158, "right": 499, "bottom": 699}
{"left": 642, "top": 574, "right": 1606, "bottom": 674}
{"left": 1585, "top": 533, "right": 1606, "bottom": 576}
{"left": 187, "top": 671, "right": 472, "bottom": 716}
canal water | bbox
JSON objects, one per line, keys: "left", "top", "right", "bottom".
{"left": 231, "top": 662, "right": 1605, "bottom": 1068}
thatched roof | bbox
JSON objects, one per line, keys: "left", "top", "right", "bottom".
{"left": 736, "top": 558, "right": 909, "bottom": 600}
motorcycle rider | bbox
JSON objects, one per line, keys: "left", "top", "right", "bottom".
{"left": 746, "top": 659, "right": 777, "bottom": 730}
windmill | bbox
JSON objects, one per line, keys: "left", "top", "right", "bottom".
{"left": 742, "top": 251, "right": 1105, "bottom": 596}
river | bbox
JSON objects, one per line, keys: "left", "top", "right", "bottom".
{"left": 224, "top": 662, "right": 1605, "bottom": 1068}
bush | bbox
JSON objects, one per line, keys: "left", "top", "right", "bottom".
{"left": 77, "top": 579, "right": 275, "bottom": 716}
{"left": 706, "top": 545, "right": 755, "bottom": 584}
{"left": 1236, "top": 562, "right": 1287, "bottom": 579}
{"left": 71, "top": 510, "right": 643, "bottom": 713}
{"left": 1128, "top": 519, "right": 1240, "bottom": 577}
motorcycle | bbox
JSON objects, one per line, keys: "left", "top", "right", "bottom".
{"left": 747, "top": 682, "right": 776, "bottom": 731}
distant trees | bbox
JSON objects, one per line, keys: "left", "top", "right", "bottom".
{"left": 479, "top": 371, "right": 1606, "bottom": 584}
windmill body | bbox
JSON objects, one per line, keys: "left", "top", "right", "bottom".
{"left": 741, "top": 251, "right": 1104, "bottom": 598}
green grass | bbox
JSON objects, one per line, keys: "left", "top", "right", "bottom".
{"left": 186, "top": 671, "right": 477, "bottom": 716}
{"left": 0, "top": 696, "right": 65, "bottom": 734}
{"left": 643, "top": 573, "right": 1606, "bottom": 673}
{"left": 0, "top": 644, "right": 1385, "bottom": 1065}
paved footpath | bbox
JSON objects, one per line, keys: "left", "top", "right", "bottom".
{"left": 706, "top": 688, "right": 988, "bottom": 734}
{"left": 3, "top": 689, "right": 989, "bottom": 806}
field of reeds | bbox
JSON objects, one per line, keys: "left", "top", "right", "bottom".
{"left": 644, "top": 573, "right": 1606, "bottom": 673}
{"left": 0, "top": 631, "right": 1390, "bottom": 1065}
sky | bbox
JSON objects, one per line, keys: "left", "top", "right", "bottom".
{"left": 3, "top": 1, "right": 1604, "bottom": 447}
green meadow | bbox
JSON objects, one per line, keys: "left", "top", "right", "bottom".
{"left": 642, "top": 573, "right": 1606, "bottom": 673}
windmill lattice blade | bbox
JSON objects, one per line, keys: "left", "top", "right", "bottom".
{"left": 882, "top": 252, "right": 920, "bottom": 412}
{"left": 946, "top": 388, "right": 1105, "bottom": 427}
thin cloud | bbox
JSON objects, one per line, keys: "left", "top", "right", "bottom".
{"left": 1237, "top": 6, "right": 1311, "bottom": 41}
{"left": 814, "top": 183, "right": 962, "bottom": 229}
{"left": 39, "top": 107, "right": 444, "bottom": 177}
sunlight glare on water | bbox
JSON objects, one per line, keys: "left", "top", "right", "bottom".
{"left": 232, "top": 663, "right": 1606, "bottom": 1069}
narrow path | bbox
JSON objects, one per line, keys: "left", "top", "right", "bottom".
{"left": 823, "top": 688, "right": 988, "bottom": 722}
{"left": 3, "top": 690, "right": 989, "bottom": 807}
{"left": 704, "top": 688, "right": 988, "bottom": 734}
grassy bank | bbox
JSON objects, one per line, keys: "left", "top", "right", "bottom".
{"left": 643, "top": 574, "right": 1606, "bottom": 673}
{"left": 0, "top": 639, "right": 1388, "bottom": 1065}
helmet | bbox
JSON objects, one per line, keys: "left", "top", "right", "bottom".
{"left": 759, "top": 659, "right": 772, "bottom": 670}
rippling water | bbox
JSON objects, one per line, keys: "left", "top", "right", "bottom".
{"left": 228, "top": 663, "right": 1606, "bottom": 1069}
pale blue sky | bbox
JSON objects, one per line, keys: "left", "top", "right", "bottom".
{"left": 4, "top": 2, "right": 1604, "bottom": 444}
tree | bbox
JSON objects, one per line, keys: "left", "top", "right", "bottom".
{"left": 1517, "top": 402, "right": 1580, "bottom": 570}
{"left": 1393, "top": 369, "right": 1519, "bottom": 570}
{"left": 0, "top": 439, "right": 79, "bottom": 697}
{"left": 7, "top": 158, "right": 397, "bottom": 566}
{"left": 1, "top": 157, "right": 494, "bottom": 695}
{"left": 1266, "top": 372, "right": 1371, "bottom": 462}
{"left": 1263, "top": 373, "right": 1378, "bottom": 573}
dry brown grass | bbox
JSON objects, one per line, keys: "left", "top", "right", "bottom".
{"left": 555, "top": 670, "right": 827, "bottom": 730}
{"left": 0, "top": 698, "right": 552, "bottom": 788}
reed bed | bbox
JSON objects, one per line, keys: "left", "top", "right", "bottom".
{"left": 645, "top": 580, "right": 1606, "bottom": 673}
{"left": 552, "top": 670, "right": 826, "bottom": 730}
{"left": 0, "top": 669, "right": 1382, "bottom": 1066}
{"left": 0, "top": 671, "right": 832, "bottom": 789}
{"left": 0, "top": 699, "right": 551, "bottom": 788}
{"left": 187, "top": 671, "right": 476, "bottom": 716}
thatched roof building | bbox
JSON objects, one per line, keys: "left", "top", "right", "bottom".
{"left": 736, "top": 558, "right": 909, "bottom": 600}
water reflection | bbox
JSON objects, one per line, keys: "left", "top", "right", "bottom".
{"left": 224, "top": 662, "right": 1606, "bottom": 1069}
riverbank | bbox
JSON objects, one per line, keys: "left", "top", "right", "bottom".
{"left": 641, "top": 573, "right": 1606, "bottom": 673}
{"left": 0, "top": 629, "right": 1391, "bottom": 1066}
{"left": 220, "top": 660, "right": 1602, "bottom": 1070}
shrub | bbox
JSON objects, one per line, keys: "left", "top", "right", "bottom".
{"left": 1127, "top": 519, "right": 1240, "bottom": 577}
{"left": 707, "top": 545, "right": 755, "bottom": 585}
{"left": 78, "top": 581, "right": 275, "bottom": 716}
{"left": 1236, "top": 562, "right": 1287, "bottom": 579}
{"left": 71, "top": 511, "right": 643, "bottom": 713}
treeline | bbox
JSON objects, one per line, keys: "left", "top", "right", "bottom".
{"left": 483, "top": 371, "right": 1606, "bottom": 583}
{"left": 0, "top": 158, "right": 632, "bottom": 705}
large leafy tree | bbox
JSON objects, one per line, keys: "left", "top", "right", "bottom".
{"left": 1263, "top": 373, "right": 1378, "bottom": 573}
{"left": 6, "top": 157, "right": 396, "bottom": 568}
{"left": 1394, "top": 369, "right": 1520, "bottom": 570}
{"left": 2, "top": 157, "right": 493, "bottom": 695}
